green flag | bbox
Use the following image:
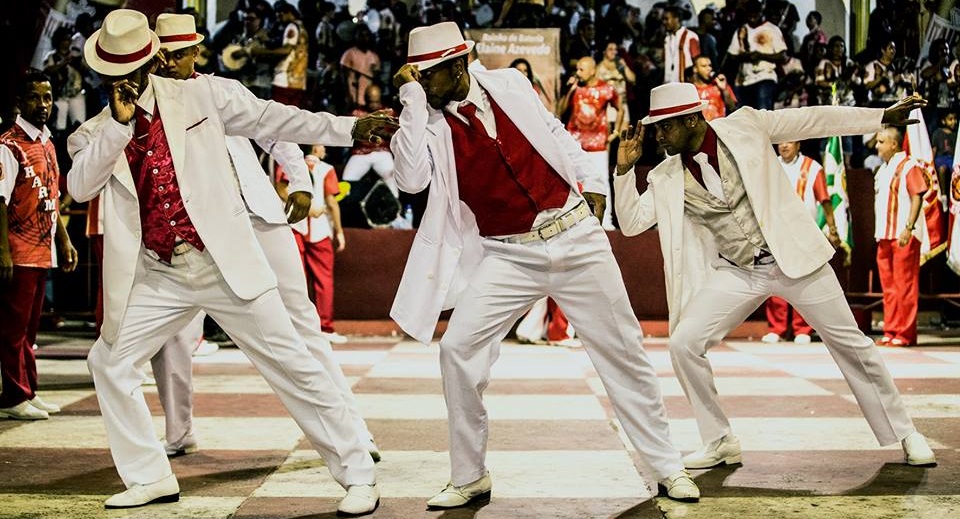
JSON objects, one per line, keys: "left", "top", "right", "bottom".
{"left": 819, "top": 136, "right": 852, "bottom": 260}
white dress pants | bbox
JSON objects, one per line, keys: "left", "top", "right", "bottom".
{"left": 440, "top": 217, "right": 683, "bottom": 485}
{"left": 342, "top": 151, "right": 397, "bottom": 197}
{"left": 150, "top": 312, "right": 204, "bottom": 450}
{"left": 670, "top": 261, "right": 915, "bottom": 446}
{"left": 86, "top": 246, "right": 375, "bottom": 489}
{"left": 148, "top": 218, "right": 373, "bottom": 454}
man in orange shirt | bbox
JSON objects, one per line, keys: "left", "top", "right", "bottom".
{"left": 873, "top": 127, "right": 927, "bottom": 346}
{"left": 560, "top": 56, "right": 623, "bottom": 229}
{"left": 0, "top": 72, "right": 78, "bottom": 420}
{"left": 689, "top": 56, "right": 736, "bottom": 121}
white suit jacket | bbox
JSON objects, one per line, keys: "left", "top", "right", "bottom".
{"left": 67, "top": 74, "right": 355, "bottom": 343}
{"left": 615, "top": 105, "right": 884, "bottom": 333}
{"left": 389, "top": 68, "right": 606, "bottom": 344}
{"left": 207, "top": 75, "right": 311, "bottom": 225}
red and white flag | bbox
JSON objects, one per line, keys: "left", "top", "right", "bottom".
{"left": 947, "top": 128, "right": 960, "bottom": 274}
{"left": 902, "top": 109, "right": 948, "bottom": 265}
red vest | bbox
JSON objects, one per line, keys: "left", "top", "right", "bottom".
{"left": 444, "top": 96, "right": 570, "bottom": 236}
{"left": 125, "top": 108, "right": 204, "bottom": 262}
{"left": 0, "top": 124, "right": 59, "bottom": 268}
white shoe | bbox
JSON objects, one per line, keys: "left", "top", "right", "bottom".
{"left": 192, "top": 340, "right": 219, "bottom": 357}
{"left": 683, "top": 434, "right": 742, "bottom": 469}
{"left": 550, "top": 337, "right": 583, "bottom": 348}
{"left": 902, "top": 432, "right": 936, "bottom": 466}
{"left": 164, "top": 441, "right": 199, "bottom": 458}
{"left": 142, "top": 375, "right": 156, "bottom": 386}
{"left": 658, "top": 470, "right": 700, "bottom": 502}
{"left": 337, "top": 483, "right": 379, "bottom": 516}
{"left": 761, "top": 332, "right": 780, "bottom": 343}
{"left": 793, "top": 334, "right": 812, "bottom": 344}
{"left": 104, "top": 474, "right": 180, "bottom": 509}
{"left": 0, "top": 401, "right": 48, "bottom": 420}
{"left": 426, "top": 472, "right": 492, "bottom": 508}
{"left": 28, "top": 395, "right": 60, "bottom": 414}
{"left": 323, "top": 331, "right": 349, "bottom": 344}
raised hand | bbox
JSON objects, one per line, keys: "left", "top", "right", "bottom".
{"left": 393, "top": 63, "right": 421, "bottom": 88}
{"left": 881, "top": 93, "right": 927, "bottom": 126}
{"left": 615, "top": 124, "right": 645, "bottom": 176}
{"left": 109, "top": 79, "right": 140, "bottom": 124}
{"left": 352, "top": 112, "right": 400, "bottom": 144}
{"left": 285, "top": 190, "right": 312, "bottom": 223}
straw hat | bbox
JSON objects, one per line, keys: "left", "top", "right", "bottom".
{"left": 640, "top": 83, "right": 709, "bottom": 125}
{"left": 155, "top": 13, "right": 205, "bottom": 52}
{"left": 84, "top": 9, "right": 160, "bottom": 77}
{"left": 405, "top": 22, "right": 474, "bottom": 71}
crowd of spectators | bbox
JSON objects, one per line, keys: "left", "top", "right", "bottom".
{"left": 5, "top": 0, "right": 960, "bottom": 326}
{"left": 19, "top": 0, "right": 960, "bottom": 172}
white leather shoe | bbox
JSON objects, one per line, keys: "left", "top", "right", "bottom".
{"left": 337, "top": 483, "right": 379, "bottom": 516}
{"left": 761, "top": 332, "right": 780, "bottom": 343}
{"left": 658, "top": 470, "right": 700, "bottom": 502}
{"left": 164, "top": 442, "right": 199, "bottom": 458}
{"left": 426, "top": 472, "right": 492, "bottom": 508}
{"left": 793, "top": 333, "right": 812, "bottom": 344}
{"left": 104, "top": 474, "right": 179, "bottom": 509}
{"left": 323, "top": 332, "right": 349, "bottom": 344}
{"left": 0, "top": 401, "right": 49, "bottom": 420}
{"left": 683, "top": 434, "right": 742, "bottom": 469}
{"left": 29, "top": 395, "right": 60, "bottom": 414}
{"left": 902, "top": 432, "right": 936, "bottom": 466}
{"left": 192, "top": 340, "right": 219, "bottom": 357}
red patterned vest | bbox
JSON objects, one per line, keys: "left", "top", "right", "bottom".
{"left": 0, "top": 124, "right": 59, "bottom": 268}
{"left": 125, "top": 108, "right": 204, "bottom": 262}
{"left": 444, "top": 96, "right": 570, "bottom": 236}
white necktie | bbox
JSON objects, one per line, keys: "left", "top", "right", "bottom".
{"left": 694, "top": 152, "right": 726, "bottom": 202}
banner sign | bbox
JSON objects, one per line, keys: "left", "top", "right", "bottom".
{"left": 465, "top": 28, "right": 562, "bottom": 115}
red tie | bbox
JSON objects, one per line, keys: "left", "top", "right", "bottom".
{"left": 133, "top": 107, "right": 151, "bottom": 141}
{"left": 457, "top": 102, "right": 487, "bottom": 136}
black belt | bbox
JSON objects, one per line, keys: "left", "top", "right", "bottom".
{"left": 721, "top": 250, "right": 774, "bottom": 267}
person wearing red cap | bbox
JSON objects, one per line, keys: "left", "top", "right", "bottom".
{"left": 613, "top": 82, "right": 936, "bottom": 474}
{"left": 66, "top": 9, "right": 393, "bottom": 514}
{"left": 390, "top": 21, "right": 700, "bottom": 508}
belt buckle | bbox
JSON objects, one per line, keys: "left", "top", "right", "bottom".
{"left": 172, "top": 241, "right": 190, "bottom": 256}
{"left": 537, "top": 221, "right": 560, "bottom": 240}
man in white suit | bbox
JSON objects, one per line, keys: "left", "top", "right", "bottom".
{"left": 67, "top": 10, "right": 393, "bottom": 514}
{"left": 389, "top": 22, "right": 699, "bottom": 508}
{"left": 143, "top": 12, "right": 379, "bottom": 463}
{"left": 613, "top": 82, "right": 937, "bottom": 472}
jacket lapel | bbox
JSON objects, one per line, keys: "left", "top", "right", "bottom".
{"left": 151, "top": 75, "right": 187, "bottom": 178}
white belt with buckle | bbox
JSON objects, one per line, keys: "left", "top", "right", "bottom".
{"left": 172, "top": 241, "right": 192, "bottom": 256}
{"left": 496, "top": 202, "right": 592, "bottom": 244}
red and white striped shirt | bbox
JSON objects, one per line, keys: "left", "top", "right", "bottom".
{"left": 874, "top": 151, "right": 928, "bottom": 241}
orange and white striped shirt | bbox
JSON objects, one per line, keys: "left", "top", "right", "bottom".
{"left": 779, "top": 153, "right": 828, "bottom": 221}
{"left": 873, "top": 151, "right": 928, "bottom": 241}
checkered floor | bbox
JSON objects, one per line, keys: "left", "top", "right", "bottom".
{"left": 1, "top": 335, "right": 957, "bottom": 518}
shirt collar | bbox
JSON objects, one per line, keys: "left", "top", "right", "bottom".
{"left": 136, "top": 80, "right": 157, "bottom": 117}
{"left": 780, "top": 153, "right": 802, "bottom": 166}
{"left": 446, "top": 74, "right": 486, "bottom": 115}
{"left": 681, "top": 125, "right": 718, "bottom": 170}
{"left": 15, "top": 115, "right": 51, "bottom": 144}
{"left": 884, "top": 150, "right": 907, "bottom": 166}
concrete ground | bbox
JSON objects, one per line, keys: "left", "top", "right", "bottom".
{"left": 0, "top": 329, "right": 957, "bottom": 519}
